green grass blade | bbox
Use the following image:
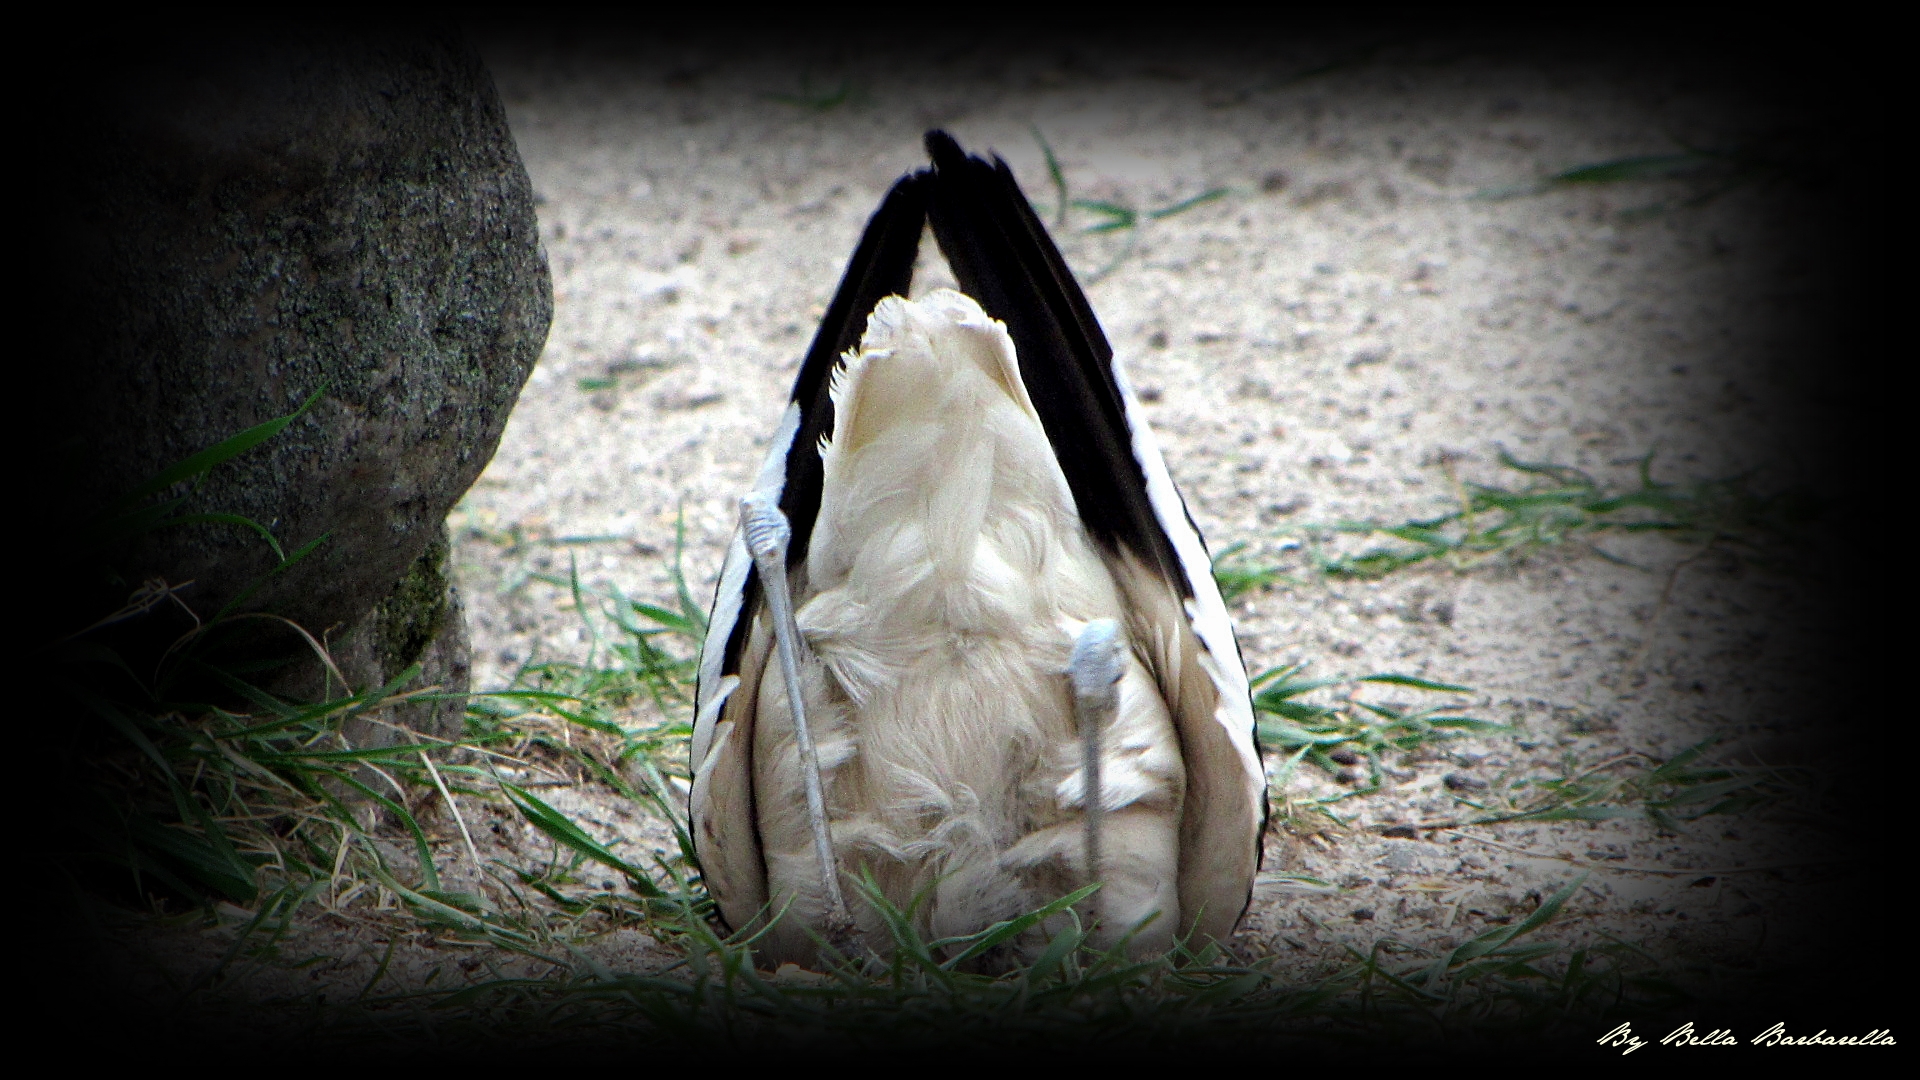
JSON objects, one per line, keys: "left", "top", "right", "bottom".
{"left": 1031, "top": 125, "right": 1070, "bottom": 227}
{"left": 498, "top": 780, "right": 664, "bottom": 897}
{"left": 159, "top": 512, "right": 288, "bottom": 561}
{"left": 939, "top": 884, "right": 1098, "bottom": 969}
{"left": 81, "top": 689, "right": 258, "bottom": 901}
{"left": 1072, "top": 199, "right": 1137, "bottom": 233}
{"left": 1650, "top": 738, "right": 1718, "bottom": 781}
{"left": 1147, "top": 187, "right": 1230, "bottom": 219}
{"left": 1354, "top": 674, "right": 1472, "bottom": 693}
{"left": 330, "top": 770, "right": 441, "bottom": 893}
{"left": 83, "top": 495, "right": 191, "bottom": 550}
{"left": 211, "top": 532, "right": 332, "bottom": 621}
{"left": 110, "top": 387, "right": 325, "bottom": 513}
{"left": 671, "top": 505, "right": 709, "bottom": 640}
{"left": 1549, "top": 153, "right": 1707, "bottom": 184}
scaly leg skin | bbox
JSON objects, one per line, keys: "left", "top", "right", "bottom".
{"left": 1046, "top": 618, "right": 1182, "bottom": 956}
{"left": 740, "top": 493, "right": 857, "bottom": 958}
{"left": 1068, "top": 618, "right": 1123, "bottom": 929}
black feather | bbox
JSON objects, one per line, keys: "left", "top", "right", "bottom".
{"left": 922, "top": 131, "right": 1192, "bottom": 597}
{"left": 718, "top": 170, "right": 929, "bottom": 681}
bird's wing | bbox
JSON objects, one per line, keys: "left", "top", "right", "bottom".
{"left": 690, "top": 171, "right": 930, "bottom": 933}
{"left": 921, "top": 131, "right": 1267, "bottom": 943}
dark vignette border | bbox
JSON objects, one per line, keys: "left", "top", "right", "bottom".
{"left": 19, "top": 13, "right": 1896, "bottom": 1061}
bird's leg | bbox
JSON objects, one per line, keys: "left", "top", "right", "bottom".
{"left": 1068, "top": 618, "right": 1125, "bottom": 929}
{"left": 740, "top": 492, "right": 856, "bottom": 950}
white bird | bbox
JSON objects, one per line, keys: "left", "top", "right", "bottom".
{"left": 690, "top": 132, "right": 1264, "bottom": 968}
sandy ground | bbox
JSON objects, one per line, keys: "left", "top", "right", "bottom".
{"left": 105, "top": 35, "right": 1869, "bottom": 1035}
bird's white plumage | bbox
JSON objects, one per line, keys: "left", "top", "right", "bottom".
{"left": 741, "top": 292, "right": 1184, "bottom": 962}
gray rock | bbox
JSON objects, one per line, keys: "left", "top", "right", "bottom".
{"left": 315, "top": 523, "right": 475, "bottom": 817}
{"left": 48, "top": 28, "right": 551, "bottom": 695}
{"left": 303, "top": 523, "right": 472, "bottom": 749}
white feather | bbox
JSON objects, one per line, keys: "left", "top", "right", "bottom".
{"left": 749, "top": 291, "right": 1186, "bottom": 961}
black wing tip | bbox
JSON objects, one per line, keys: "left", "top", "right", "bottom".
{"left": 927, "top": 129, "right": 1006, "bottom": 179}
{"left": 925, "top": 128, "right": 966, "bottom": 171}
{"left": 925, "top": 130, "right": 1029, "bottom": 212}
{"left": 886, "top": 169, "right": 920, "bottom": 199}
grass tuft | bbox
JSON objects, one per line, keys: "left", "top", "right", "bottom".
{"left": 1320, "top": 449, "right": 1791, "bottom": 579}
{"left": 763, "top": 74, "right": 863, "bottom": 111}
{"left": 1252, "top": 665, "right": 1502, "bottom": 826}
{"left": 1212, "top": 540, "right": 1292, "bottom": 601}
{"left": 1471, "top": 138, "right": 1820, "bottom": 217}
{"left": 1409, "top": 739, "right": 1816, "bottom": 835}
{"left": 309, "top": 868, "right": 1682, "bottom": 1050}
{"left": 1217, "top": 449, "right": 1808, "bottom": 590}
{"left": 1029, "top": 126, "right": 1233, "bottom": 282}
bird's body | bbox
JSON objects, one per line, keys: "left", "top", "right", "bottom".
{"left": 691, "top": 133, "right": 1263, "bottom": 968}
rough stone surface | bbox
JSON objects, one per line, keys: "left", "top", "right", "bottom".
{"left": 292, "top": 523, "right": 473, "bottom": 749}
{"left": 47, "top": 29, "right": 553, "bottom": 663}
